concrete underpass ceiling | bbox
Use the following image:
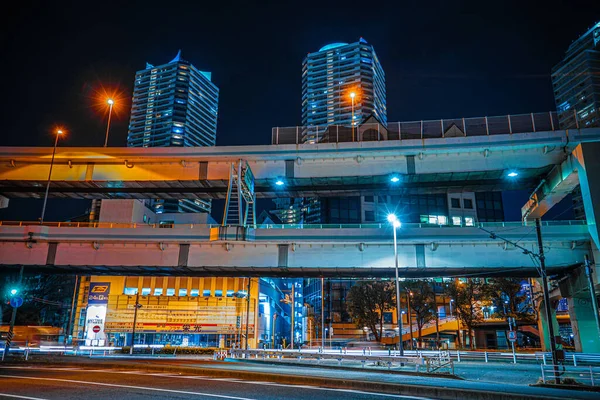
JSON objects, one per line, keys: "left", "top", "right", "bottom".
{"left": 0, "top": 262, "right": 581, "bottom": 278}
{"left": 0, "top": 166, "right": 551, "bottom": 200}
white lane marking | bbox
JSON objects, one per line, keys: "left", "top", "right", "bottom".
{"left": 0, "top": 375, "right": 254, "bottom": 400}
{"left": 0, "top": 394, "right": 49, "bottom": 400}
{"left": 0, "top": 367, "right": 430, "bottom": 399}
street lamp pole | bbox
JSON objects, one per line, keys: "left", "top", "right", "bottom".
{"left": 407, "top": 290, "right": 414, "bottom": 350}
{"left": 350, "top": 92, "right": 356, "bottom": 142}
{"left": 40, "top": 129, "right": 63, "bottom": 224}
{"left": 129, "top": 291, "right": 141, "bottom": 355}
{"left": 104, "top": 99, "right": 114, "bottom": 147}
{"left": 388, "top": 214, "right": 404, "bottom": 356}
{"left": 244, "top": 278, "right": 251, "bottom": 350}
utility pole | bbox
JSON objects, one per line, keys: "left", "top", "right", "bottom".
{"left": 245, "top": 278, "right": 252, "bottom": 350}
{"left": 321, "top": 277, "right": 325, "bottom": 349}
{"left": 536, "top": 218, "right": 560, "bottom": 384}
{"left": 3, "top": 265, "right": 24, "bottom": 360}
{"left": 129, "top": 291, "right": 141, "bottom": 355}
{"left": 291, "top": 285, "right": 295, "bottom": 350}
{"left": 407, "top": 290, "right": 414, "bottom": 350}
{"left": 584, "top": 254, "right": 600, "bottom": 340}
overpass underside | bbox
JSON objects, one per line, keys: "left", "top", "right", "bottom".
{"left": 0, "top": 223, "right": 589, "bottom": 278}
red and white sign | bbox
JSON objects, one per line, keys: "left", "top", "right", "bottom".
{"left": 92, "top": 325, "right": 101, "bottom": 333}
{"left": 508, "top": 331, "right": 517, "bottom": 341}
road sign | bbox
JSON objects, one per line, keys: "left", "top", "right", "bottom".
{"left": 9, "top": 296, "right": 23, "bottom": 308}
{"left": 508, "top": 331, "right": 517, "bottom": 342}
{"left": 92, "top": 325, "right": 101, "bottom": 333}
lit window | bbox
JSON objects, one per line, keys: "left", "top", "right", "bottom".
{"left": 226, "top": 290, "right": 234, "bottom": 297}
{"left": 452, "top": 216, "right": 462, "bottom": 226}
{"left": 166, "top": 288, "right": 175, "bottom": 296}
{"left": 154, "top": 288, "right": 163, "bottom": 296}
{"left": 428, "top": 215, "right": 437, "bottom": 224}
{"left": 178, "top": 289, "right": 187, "bottom": 296}
{"left": 124, "top": 287, "right": 138, "bottom": 295}
{"left": 438, "top": 216, "right": 448, "bottom": 225}
{"left": 141, "top": 288, "right": 151, "bottom": 296}
{"left": 202, "top": 290, "right": 211, "bottom": 297}
{"left": 190, "top": 289, "right": 199, "bottom": 297}
{"left": 465, "top": 217, "right": 474, "bottom": 226}
{"left": 215, "top": 290, "right": 223, "bottom": 297}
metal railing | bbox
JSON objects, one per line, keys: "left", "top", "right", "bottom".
{"left": 540, "top": 364, "right": 600, "bottom": 386}
{"left": 0, "top": 220, "right": 585, "bottom": 230}
{"left": 229, "top": 348, "right": 428, "bottom": 372}
{"left": 272, "top": 112, "right": 560, "bottom": 145}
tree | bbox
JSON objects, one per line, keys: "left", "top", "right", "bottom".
{"left": 347, "top": 281, "right": 395, "bottom": 342}
{"left": 1, "top": 272, "right": 75, "bottom": 329}
{"left": 404, "top": 280, "right": 435, "bottom": 346}
{"left": 485, "top": 277, "right": 536, "bottom": 323}
{"left": 444, "top": 279, "right": 487, "bottom": 349}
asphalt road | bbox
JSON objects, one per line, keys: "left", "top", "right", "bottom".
{"left": 0, "top": 366, "right": 431, "bottom": 400}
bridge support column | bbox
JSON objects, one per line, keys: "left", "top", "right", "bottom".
{"left": 537, "top": 297, "right": 559, "bottom": 352}
{"left": 574, "top": 142, "right": 600, "bottom": 249}
{"left": 0, "top": 195, "right": 8, "bottom": 209}
{"left": 567, "top": 294, "right": 600, "bottom": 353}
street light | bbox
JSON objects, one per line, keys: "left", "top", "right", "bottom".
{"left": 10, "top": 289, "right": 17, "bottom": 296}
{"left": 40, "top": 128, "right": 64, "bottom": 224}
{"left": 350, "top": 92, "right": 356, "bottom": 142}
{"left": 387, "top": 213, "right": 403, "bottom": 356}
{"left": 104, "top": 98, "right": 114, "bottom": 147}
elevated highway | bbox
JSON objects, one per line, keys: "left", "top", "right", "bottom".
{"left": 1, "top": 128, "right": 599, "bottom": 200}
{"left": 0, "top": 221, "right": 589, "bottom": 278}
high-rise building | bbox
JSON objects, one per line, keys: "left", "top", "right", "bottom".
{"left": 552, "top": 22, "right": 600, "bottom": 129}
{"left": 127, "top": 51, "right": 219, "bottom": 213}
{"left": 552, "top": 22, "right": 600, "bottom": 220}
{"left": 302, "top": 38, "right": 386, "bottom": 135}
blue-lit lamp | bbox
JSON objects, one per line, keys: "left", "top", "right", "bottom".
{"left": 10, "top": 289, "right": 18, "bottom": 296}
{"left": 275, "top": 179, "right": 285, "bottom": 186}
{"left": 390, "top": 175, "right": 400, "bottom": 183}
{"left": 507, "top": 171, "right": 518, "bottom": 178}
{"left": 387, "top": 213, "right": 401, "bottom": 228}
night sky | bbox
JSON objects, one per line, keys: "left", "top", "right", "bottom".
{"left": 1, "top": 1, "right": 598, "bottom": 221}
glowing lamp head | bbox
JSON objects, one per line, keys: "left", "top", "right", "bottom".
{"left": 107, "top": 98, "right": 114, "bottom": 105}
{"left": 275, "top": 179, "right": 285, "bottom": 186}
{"left": 390, "top": 176, "right": 400, "bottom": 183}
{"left": 507, "top": 171, "right": 518, "bottom": 178}
{"left": 350, "top": 92, "right": 356, "bottom": 99}
{"left": 10, "top": 289, "right": 17, "bottom": 295}
{"left": 387, "top": 213, "right": 401, "bottom": 228}
{"left": 56, "top": 129, "right": 63, "bottom": 135}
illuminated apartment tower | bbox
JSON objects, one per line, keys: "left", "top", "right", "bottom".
{"left": 302, "top": 38, "right": 386, "bottom": 136}
{"left": 127, "top": 51, "right": 219, "bottom": 213}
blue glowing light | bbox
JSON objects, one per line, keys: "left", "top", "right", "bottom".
{"left": 275, "top": 180, "right": 285, "bottom": 186}
{"left": 507, "top": 171, "right": 518, "bottom": 177}
{"left": 390, "top": 176, "right": 400, "bottom": 183}
{"left": 319, "top": 43, "right": 348, "bottom": 52}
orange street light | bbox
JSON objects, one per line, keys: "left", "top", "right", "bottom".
{"left": 104, "top": 98, "right": 115, "bottom": 147}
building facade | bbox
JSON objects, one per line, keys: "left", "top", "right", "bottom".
{"left": 127, "top": 51, "right": 219, "bottom": 213}
{"left": 552, "top": 21, "right": 600, "bottom": 129}
{"left": 302, "top": 38, "right": 386, "bottom": 132}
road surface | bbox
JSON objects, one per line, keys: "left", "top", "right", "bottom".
{"left": 0, "top": 366, "right": 430, "bottom": 400}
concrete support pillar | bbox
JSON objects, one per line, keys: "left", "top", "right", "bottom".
{"left": 537, "top": 297, "right": 560, "bottom": 351}
{"left": 567, "top": 295, "right": 600, "bottom": 353}
{"left": 573, "top": 142, "right": 600, "bottom": 250}
{"left": 0, "top": 195, "right": 8, "bottom": 209}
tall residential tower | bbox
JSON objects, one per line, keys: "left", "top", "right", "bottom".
{"left": 302, "top": 38, "right": 386, "bottom": 133}
{"left": 552, "top": 22, "right": 600, "bottom": 129}
{"left": 127, "top": 51, "right": 219, "bottom": 213}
